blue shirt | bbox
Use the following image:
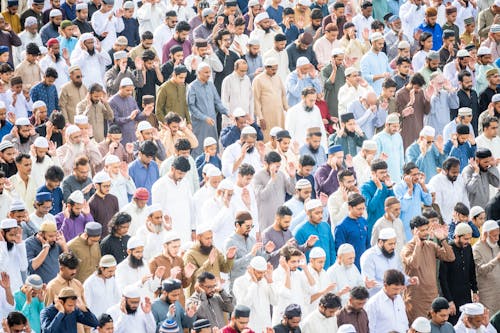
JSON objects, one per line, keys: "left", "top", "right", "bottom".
{"left": 30, "top": 82, "right": 59, "bottom": 116}
{"left": 360, "top": 181, "right": 394, "bottom": 238}
{"left": 38, "top": 185, "right": 64, "bottom": 215}
{"left": 267, "top": 5, "right": 284, "bottom": 24}
{"left": 128, "top": 159, "right": 159, "bottom": 204}
{"left": 60, "top": 2, "right": 76, "bottom": 20}
{"left": 405, "top": 142, "right": 446, "bottom": 182}
{"left": 416, "top": 22, "right": 443, "bottom": 50}
{"left": 393, "top": 182, "right": 432, "bottom": 240}
{"left": 334, "top": 216, "right": 370, "bottom": 269}
{"left": 447, "top": 220, "right": 480, "bottom": 240}
{"left": 299, "top": 144, "right": 326, "bottom": 173}
{"left": 0, "top": 121, "right": 13, "bottom": 141}
{"left": 56, "top": 36, "right": 78, "bottom": 56}
{"left": 360, "top": 50, "right": 392, "bottom": 95}
{"left": 40, "top": 305, "right": 98, "bottom": 333}
{"left": 426, "top": 90, "right": 459, "bottom": 136}
{"left": 14, "top": 290, "right": 44, "bottom": 333}
{"left": 310, "top": 3, "right": 329, "bottom": 17}
{"left": 374, "top": 131, "right": 404, "bottom": 181}
{"left": 348, "top": 100, "right": 387, "bottom": 139}
{"left": 195, "top": 154, "right": 222, "bottom": 180}
{"left": 285, "top": 70, "right": 322, "bottom": 107}
{"left": 294, "top": 220, "right": 336, "bottom": 268}
{"left": 280, "top": 24, "right": 302, "bottom": 45}
{"left": 443, "top": 141, "right": 476, "bottom": 172}
{"left": 220, "top": 123, "right": 264, "bottom": 148}
{"left": 25, "top": 235, "right": 63, "bottom": 283}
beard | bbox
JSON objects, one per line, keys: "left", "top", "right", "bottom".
{"left": 381, "top": 247, "right": 395, "bottom": 258}
{"left": 200, "top": 244, "right": 213, "bottom": 255}
{"left": 308, "top": 144, "right": 319, "bottom": 154}
{"left": 446, "top": 174, "right": 457, "bottom": 182}
{"left": 36, "top": 155, "right": 45, "bottom": 164}
{"left": 71, "top": 142, "right": 85, "bottom": 155}
{"left": 54, "top": 52, "right": 61, "bottom": 62}
{"left": 125, "top": 302, "right": 138, "bottom": 314}
{"left": 150, "top": 223, "right": 163, "bottom": 233}
{"left": 19, "top": 135, "right": 30, "bottom": 144}
{"left": 69, "top": 209, "right": 79, "bottom": 219}
{"left": 486, "top": 239, "right": 499, "bottom": 249}
{"left": 6, "top": 241, "right": 14, "bottom": 251}
{"left": 206, "top": 21, "right": 215, "bottom": 29}
{"left": 128, "top": 255, "right": 144, "bottom": 269}
{"left": 263, "top": 26, "right": 271, "bottom": 33}
{"left": 246, "top": 146, "right": 255, "bottom": 154}
{"left": 87, "top": 48, "right": 95, "bottom": 56}
{"left": 73, "top": 81, "right": 83, "bottom": 88}
{"left": 479, "top": 165, "right": 489, "bottom": 172}
{"left": 429, "top": 66, "right": 438, "bottom": 72}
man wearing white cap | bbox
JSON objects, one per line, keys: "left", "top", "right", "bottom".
{"left": 443, "top": 49, "right": 474, "bottom": 88}
{"left": 40, "top": 9, "right": 63, "bottom": 44}
{"left": 115, "top": 236, "right": 162, "bottom": 298}
{"left": 301, "top": 292, "right": 342, "bottom": 333}
{"left": 29, "top": 136, "right": 56, "bottom": 187}
{"left": 253, "top": 56, "right": 289, "bottom": 140}
{"left": 135, "top": 204, "right": 171, "bottom": 261}
{"left": 249, "top": 12, "right": 282, "bottom": 54}
{"left": 13, "top": 18, "right": 43, "bottom": 68}
{"left": 360, "top": 32, "right": 392, "bottom": 95}
{"left": 0, "top": 218, "right": 29, "bottom": 292}
{"left": 88, "top": 171, "right": 119, "bottom": 238}
{"left": 83, "top": 254, "right": 121, "bottom": 318}
{"left": 306, "top": 247, "right": 337, "bottom": 310}
{"left": 352, "top": 139, "right": 377, "bottom": 185}
{"left": 106, "top": 284, "right": 156, "bottom": 333}
{"left": 443, "top": 107, "right": 475, "bottom": 142}
{"left": 337, "top": 67, "right": 372, "bottom": 116}
{"left": 70, "top": 33, "right": 112, "bottom": 89}
{"left": 233, "top": 256, "right": 275, "bottom": 333}
{"left": 472, "top": 220, "right": 500, "bottom": 314}
{"left": 2, "top": 117, "right": 38, "bottom": 154}
{"left": 285, "top": 178, "right": 313, "bottom": 231}
{"left": 103, "top": 50, "right": 144, "bottom": 96}
{"left": 454, "top": 303, "right": 496, "bottom": 333}
{"left": 405, "top": 125, "right": 445, "bottom": 181}
{"left": 104, "top": 154, "right": 136, "bottom": 209}
{"left": 55, "top": 189, "right": 94, "bottom": 241}
{"left": 285, "top": 57, "right": 322, "bottom": 107}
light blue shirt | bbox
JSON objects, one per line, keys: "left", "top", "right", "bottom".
{"left": 285, "top": 71, "right": 322, "bottom": 107}
{"left": 405, "top": 143, "right": 446, "bottom": 182}
{"left": 373, "top": 131, "right": 404, "bottom": 181}
{"left": 393, "top": 181, "right": 433, "bottom": 240}
{"left": 425, "top": 90, "right": 459, "bottom": 136}
{"left": 360, "top": 50, "right": 392, "bottom": 95}
{"left": 348, "top": 100, "right": 388, "bottom": 139}
{"left": 442, "top": 120, "right": 474, "bottom": 142}
{"left": 56, "top": 36, "right": 78, "bottom": 56}
{"left": 286, "top": 197, "right": 329, "bottom": 232}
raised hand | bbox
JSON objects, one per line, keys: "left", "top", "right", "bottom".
{"left": 55, "top": 298, "right": 65, "bottom": 313}
{"left": 170, "top": 266, "right": 181, "bottom": 278}
{"left": 184, "top": 262, "right": 196, "bottom": 278}
{"left": 226, "top": 246, "right": 237, "bottom": 259}
{"left": 0, "top": 272, "right": 10, "bottom": 290}
{"left": 141, "top": 297, "right": 152, "bottom": 313}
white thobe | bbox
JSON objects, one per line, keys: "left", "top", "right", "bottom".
{"left": 91, "top": 10, "right": 125, "bottom": 51}
{"left": 221, "top": 72, "right": 254, "bottom": 118}
{"left": 454, "top": 321, "right": 497, "bottom": 333}
{"left": 352, "top": 14, "right": 374, "bottom": 40}
{"left": 110, "top": 174, "right": 137, "bottom": 209}
{"left": 308, "top": 266, "right": 330, "bottom": 311}
{"left": 70, "top": 49, "right": 112, "bottom": 89}
{"left": 29, "top": 213, "right": 55, "bottom": 230}
{"left": 221, "top": 140, "right": 263, "bottom": 181}
{"left": 200, "top": 197, "right": 237, "bottom": 250}
{"left": 0, "top": 192, "right": 12, "bottom": 223}
{"left": 114, "top": 259, "right": 161, "bottom": 299}
{"left": 121, "top": 201, "right": 149, "bottom": 236}
{"left": 192, "top": 185, "right": 217, "bottom": 223}
{"left": 365, "top": 290, "right": 409, "bottom": 333}
{"left": 326, "top": 263, "right": 364, "bottom": 305}
{"left": 0, "top": 287, "right": 15, "bottom": 320}
{"left": 476, "top": 135, "right": 500, "bottom": 159}
{"left": 263, "top": 48, "right": 290, "bottom": 85}
{"left": 6, "top": 89, "right": 32, "bottom": 119}
{"left": 400, "top": 2, "right": 426, "bottom": 40}
{"left": 249, "top": 28, "right": 281, "bottom": 54}
{"left": 137, "top": 2, "right": 167, "bottom": 36}
{"left": 231, "top": 184, "right": 259, "bottom": 237}
{"left": 427, "top": 172, "right": 469, "bottom": 224}
{"left": 153, "top": 24, "right": 175, "bottom": 61}
{"left": 30, "top": 155, "right": 56, "bottom": 189}
{"left": 352, "top": 153, "right": 371, "bottom": 186}
{"left": 151, "top": 175, "right": 194, "bottom": 244}
{"left": 285, "top": 102, "right": 327, "bottom": 150}
{"left": 83, "top": 273, "right": 121, "bottom": 317}
{"left": 135, "top": 227, "right": 167, "bottom": 261}
{"left": 166, "top": 3, "right": 195, "bottom": 22}
{"left": 0, "top": 240, "right": 28, "bottom": 292}
{"left": 233, "top": 272, "right": 277, "bottom": 333}
{"left": 229, "top": 34, "right": 249, "bottom": 55}
{"left": 337, "top": 83, "right": 372, "bottom": 115}
{"left": 38, "top": 55, "right": 69, "bottom": 93}
{"left": 14, "top": 31, "right": 43, "bottom": 67}
{"left": 272, "top": 266, "right": 312, "bottom": 326}
{"left": 107, "top": 304, "right": 156, "bottom": 333}
{"left": 300, "top": 309, "right": 339, "bottom": 333}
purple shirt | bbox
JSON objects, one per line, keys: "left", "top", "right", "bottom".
{"left": 55, "top": 212, "right": 94, "bottom": 242}
{"left": 162, "top": 38, "right": 192, "bottom": 64}
{"left": 314, "top": 164, "right": 355, "bottom": 197}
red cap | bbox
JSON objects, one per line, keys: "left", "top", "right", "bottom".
{"left": 133, "top": 187, "right": 149, "bottom": 200}
{"left": 47, "top": 38, "right": 59, "bottom": 47}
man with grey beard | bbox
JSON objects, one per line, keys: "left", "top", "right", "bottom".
{"left": 55, "top": 124, "right": 102, "bottom": 176}
{"left": 472, "top": 220, "right": 500, "bottom": 314}
{"left": 135, "top": 204, "right": 171, "bottom": 261}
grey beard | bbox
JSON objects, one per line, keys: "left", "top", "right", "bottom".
{"left": 72, "top": 142, "right": 85, "bottom": 155}
{"left": 486, "top": 239, "right": 499, "bottom": 249}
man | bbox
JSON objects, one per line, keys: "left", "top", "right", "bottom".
{"left": 359, "top": 33, "right": 391, "bottom": 96}
{"left": 2, "top": 117, "right": 38, "bottom": 154}
{"left": 153, "top": 11, "right": 177, "bottom": 58}
{"left": 233, "top": 256, "right": 275, "bottom": 333}
{"left": 401, "top": 216, "right": 455, "bottom": 322}
{"left": 106, "top": 285, "right": 156, "bottom": 333}
{"left": 263, "top": 34, "right": 289, "bottom": 85}
{"left": 221, "top": 304, "right": 253, "bottom": 333}
{"left": 220, "top": 108, "right": 263, "bottom": 148}
{"left": 370, "top": 197, "right": 406, "bottom": 253}
{"left": 429, "top": 296, "right": 455, "bottom": 333}
{"left": 8, "top": 153, "right": 36, "bottom": 213}
{"left": 135, "top": 204, "right": 170, "bottom": 261}
{"left": 253, "top": 57, "right": 289, "bottom": 139}
{"left": 61, "top": 156, "right": 95, "bottom": 202}
{"left": 0, "top": 217, "right": 28, "bottom": 292}
{"left": 135, "top": 120, "right": 168, "bottom": 163}
{"left": 285, "top": 57, "right": 322, "bottom": 107}
{"left": 72, "top": 2, "right": 94, "bottom": 35}
{"left": 321, "top": 48, "right": 345, "bottom": 120}
{"left": 300, "top": 293, "right": 341, "bottom": 333}
{"left": 295, "top": 199, "right": 335, "bottom": 268}
{"left": 479, "top": 68, "right": 500, "bottom": 111}
{"left": 187, "top": 63, "right": 228, "bottom": 157}
{"left": 76, "top": 84, "right": 114, "bottom": 144}
{"left": 44, "top": 252, "right": 84, "bottom": 308}
{"left": 336, "top": 287, "right": 370, "bottom": 333}
{"left": 161, "top": 21, "right": 192, "bottom": 63}
{"left": 82, "top": 255, "right": 121, "bottom": 318}
{"left": 121, "top": 188, "right": 148, "bottom": 236}
{"left": 285, "top": 179, "right": 314, "bottom": 231}
{"left": 406, "top": 126, "right": 446, "bottom": 181}
{"left": 250, "top": 12, "right": 282, "bottom": 55}
{"left": 299, "top": 128, "right": 326, "bottom": 173}
{"left": 454, "top": 303, "right": 497, "bottom": 333}
{"left": 273, "top": 303, "right": 303, "bottom": 333}
{"left": 221, "top": 60, "right": 253, "bottom": 122}
{"left": 90, "top": 0, "right": 124, "bottom": 51}
{"left": 30, "top": 191, "right": 56, "bottom": 229}
{"left": 476, "top": 116, "right": 500, "bottom": 158}
{"left": 104, "top": 50, "right": 144, "bottom": 97}
{"left": 365, "top": 269, "right": 409, "bottom": 333}
{"left": 67, "top": 221, "right": 101, "bottom": 284}
{"left": 70, "top": 33, "right": 112, "bottom": 89}
{"left": 159, "top": 112, "right": 198, "bottom": 158}
{"left": 425, "top": 74, "right": 460, "bottom": 136}
{"left": 38, "top": 38, "right": 69, "bottom": 93}
{"left": 55, "top": 190, "right": 93, "bottom": 241}
{"left": 351, "top": 140, "right": 377, "bottom": 186}
{"left": 59, "top": 65, "right": 87, "bottom": 124}
{"left": 315, "top": 145, "right": 353, "bottom": 197}
{"left": 327, "top": 169, "right": 361, "bottom": 229}
{"left": 88, "top": 171, "right": 119, "bottom": 238}
{"left": 416, "top": 7, "right": 443, "bottom": 51}
{"left": 463, "top": 148, "right": 500, "bottom": 207}
{"left": 100, "top": 212, "right": 131, "bottom": 264}
{"left": 472, "top": 220, "right": 500, "bottom": 314}
{"left": 455, "top": 71, "right": 480, "bottom": 133}
{"left": 128, "top": 141, "right": 159, "bottom": 200}
{"left": 40, "top": 287, "right": 98, "bottom": 333}
{"left": 13, "top": 42, "right": 42, "bottom": 86}
{"left": 13, "top": 17, "right": 41, "bottom": 68}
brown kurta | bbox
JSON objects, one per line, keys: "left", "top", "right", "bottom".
{"left": 472, "top": 240, "right": 500, "bottom": 314}
{"left": 59, "top": 82, "right": 88, "bottom": 124}
{"left": 68, "top": 234, "right": 102, "bottom": 283}
{"left": 149, "top": 254, "right": 193, "bottom": 306}
{"left": 401, "top": 238, "right": 455, "bottom": 323}
{"left": 395, "top": 86, "right": 431, "bottom": 149}
{"left": 76, "top": 99, "right": 114, "bottom": 143}
{"left": 252, "top": 71, "right": 288, "bottom": 140}
{"left": 14, "top": 60, "right": 43, "bottom": 87}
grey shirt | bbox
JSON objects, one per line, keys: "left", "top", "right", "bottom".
{"left": 261, "top": 226, "right": 308, "bottom": 268}
{"left": 187, "top": 290, "right": 234, "bottom": 328}
{"left": 462, "top": 164, "right": 500, "bottom": 207}
{"left": 61, "top": 175, "right": 96, "bottom": 203}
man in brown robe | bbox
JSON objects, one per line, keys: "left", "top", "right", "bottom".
{"left": 396, "top": 73, "right": 431, "bottom": 149}
{"left": 401, "top": 215, "right": 455, "bottom": 323}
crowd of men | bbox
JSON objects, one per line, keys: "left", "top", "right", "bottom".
{"left": 1, "top": 0, "right": 500, "bottom": 331}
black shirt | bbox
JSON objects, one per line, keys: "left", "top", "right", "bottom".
{"left": 100, "top": 234, "right": 131, "bottom": 264}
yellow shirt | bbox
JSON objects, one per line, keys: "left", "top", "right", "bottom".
{"left": 1, "top": 11, "right": 21, "bottom": 33}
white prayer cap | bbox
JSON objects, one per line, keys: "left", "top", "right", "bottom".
{"left": 232, "top": 107, "right": 247, "bottom": 118}
{"left": 469, "top": 206, "right": 484, "bottom": 218}
{"left": 32, "top": 100, "right": 46, "bottom": 109}
{"left": 0, "top": 140, "right": 13, "bottom": 151}
{"left": 33, "top": 137, "right": 49, "bottom": 148}
{"left": 454, "top": 223, "right": 472, "bottom": 237}
{"left": 10, "top": 200, "right": 26, "bottom": 211}
{"left": 296, "top": 56, "right": 310, "bottom": 67}
{"left": 0, "top": 218, "right": 17, "bottom": 229}
{"left": 196, "top": 223, "right": 212, "bottom": 235}
{"left": 295, "top": 179, "right": 311, "bottom": 190}
{"left": 459, "top": 303, "right": 484, "bottom": 316}
{"left": 49, "top": 9, "right": 62, "bottom": 17}
{"left": 309, "top": 247, "right": 326, "bottom": 258}
{"left": 378, "top": 228, "right": 397, "bottom": 240}
{"left": 411, "top": 317, "right": 431, "bottom": 333}
{"left": 206, "top": 167, "right": 222, "bottom": 177}
{"left": 203, "top": 137, "right": 217, "bottom": 147}
{"left": 458, "top": 107, "right": 473, "bottom": 116}
{"left": 65, "top": 124, "right": 81, "bottom": 137}
{"left": 331, "top": 48, "right": 345, "bottom": 56}
{"left": 397, "top": 40, "right": 410, "bottom": 49}
{"left": 370, "top": 32, "right": 384, "bottom": 42}
{"left": 218, "top": 179, "right": 234, "bottom": 191}
{"left": 68, "top": 190, "right": 85, "bottom": 204}
{"left": 344, "top": 67, "right": 359, "bottom": 76}
{"left": 249, "top": 256, "right": 267, "bottom": 271}
{"left": 337, "top": 324, "right": 356, "bottom": 333}
{"left": 147, "top": 203, "right": 163, "bottom": 215}
{"left": 304, "top": 199, "right": 322, "bottom": 211}
{"left": 120, "top": 77, "right": 134, "bottom": 87}
{"left": 99, "top": 254, "right": 117, "bottom": 267}
{"left": 127, "top": 236, "right": 145, "bottom": 249}
{"left": 74, "top": 114, "right": 88, "bottom": 124}
{"left": 298, "top": 0, "right": 311, "bottom": 5}
{"left": 254, "top": 12, "right": 269, "bottom": 24}
{"left": 104, "top": 154, "right": 120, "bottom": 165}
{"left": 241, "top": 126, "right": 257, "bottom": 135}
{"left": 361, "top": 140, "right": 377, "bottom": 150}
{"left": 137, "top": 121, "right": 153, "bottom": 132}
{"left": 269, "top": 127, "right": 282, "bottom": 137}
{"left": 338, "top": 243, "right": 355, "bottom": 255}
{"left": 163, "top": 231, "right": 181, "bottom": 244}
{"left": 483, "top": 220, "right": 499, "bottom": 232}
{"left": 263, "top": 57, "right": 278, "bottom": 66}
{"left": 15, "top": 117, "right": 30, "bottom": 126}
{"left": 457, "top": 49, "right": 470, "bottom": 58}
{"left": 76, "top": 2, "right": 88, "bottom": 10}
{"left": 80, "top": 33, "right": 94, "bottom": 42}
{"left": 123, "top": 285, "right": 142, "bottom": 298}
{"left": 25, "top": 16, "right": 38, "bottom": 27}
{"left": 93, "top": 171, "right": 111, "bottom": 184}
{"left": 419, "top": 126, "right": 435, "bottom": 137}
{"left": 477, "top": 46, "right": 491, "bottom": 56}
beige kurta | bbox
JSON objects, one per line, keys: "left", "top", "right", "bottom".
{"left": 401, "top": 238, "right": 455, "bottom": 323}
{"left": 76, "top": 99, "right": 114, "bottom": 143}
{"left": 59, "top": 82, "right": 88, "bottom": 124}
{"left": 68, "top": 235, "right": 102, "bottom": 284}
{"left": 14, "top": 60, "right": 43, "bottom": 88}
{"left": 472, "top": 240, "right": 500, "bottom": 314}
{"left": 252, "top": 71, "right": 288, "bottom": 140}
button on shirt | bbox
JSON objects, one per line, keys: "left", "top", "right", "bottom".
{"left": 365, "top": 289, "right": 409, "bottom": 333}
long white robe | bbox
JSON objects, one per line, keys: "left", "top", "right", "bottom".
{"left": 137, "top": 2, "right": 167, "bottom": 36}
{"left": 0, "top": 240, "right": 28, "bottom": 292}
{"left": 300, "top": 309, "right": 339, "bottom": 333}
{"left": 114, "top": 259, "right": 161, "bottom": 299}
{"left": 83, "top": 273, "right": 121, "bottom": 318}
{"left": 135, "top": 227, "right": 167, "bottom": 262}
{"left": 70, "top": 47, "right": 112, "bottom": 89}
{"left": 285, "top": 102, "right": 328, "bottom": 150}
{"left": 326, "top": 263, "right": 364, "bottom": 305}
{"left": 91, "top": 10, "right": 125, "bottom": 51}
{"left": 121, "top": 201, "right": 149, "bottom": 237}
{"left": 107, "top": 304, "right": 156, "bottom": 333}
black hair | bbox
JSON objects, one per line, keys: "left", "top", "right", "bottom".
{"left": 138, "top": 140, "right": 158, "bottom": 157}
{"left": 214, "top": 29, "right": 231, "bottom": 46}
{"left": 89, "top": 83, "right": 104, "bottom": 94}
{"left": 265, "top": 151, "right": 282, "bottom": 164}
{"left": 97, "top": 314, "right": 114, "bottom": 328}
{"left": 371, "top": 159, "right": 388, "bottom": 172}
{"left": 165, "top": 112, "right": 182, "bottom": 125}
{"left": 10, "top": 76, "right": 22, "bottom": 86}
{"left": 482, "top": 116, "right": 498, "bottom": 129}
{"left": 384, "top": 269, "right": 405, "bottom": 286}
{"left": 276, "top": 205, "right": 293, "bottom": 217}
{"left": 172, "top": 156, "right": 191, "bottom": 172}
{"left": 141, "top": 31, "right": 153, "bottom": 40}
{"left": 299, "top": 154, "right": 316, "bottom": 167}
{"left": 238, "top": 163, "right": 255, "bottom": 176}
{"left": 108, "top": 124, "right": 122, "bottom": 134}
{"left": 338, "top": 169, "right": 354, "bottom": 182}
{"left": 45, "top": 165, "right": 64, "bottom": 181}
{"left": 175, "top": 21, "right": 191, "bottom": 32}
{"left": 371, "top": 20, "right": 384, "bottom": 30}
{"left": 333, "top": 2, "right": 344, "bottom": 8}
{"left": 382, "top": 78, "right": 397, "bottom": 89}
{"left": 109, "top": 212, "right": 132, "bottom": 233}
{"left": 49, "top": 111, "right": 66, "bottom": 129}
{"left": 283, "top": 7, "right": 295, "bottom": 15}
{"left": 59, "top": 252, "right": 79, "bottom": 269}
{"left": 396, "top": 56, "right": 411, "bottom": 66}
{"left": 410, "top": 215, "right": 429, "bottom": 229}
{"left": 142, "top": 49, "right": 156, "bottom": 61}
{"left": 15, "top": 153, "right": 30, "bottom": 164}
{"left": 165, "top": 10, "right": 177, "bottom": 17}
{"left": 197, "top": 271, "right": 216, "bottom": 284}
{"left": 45, "top": 67, "right": 58, "bottom": 79}
{"left": 6, "top": 312, "right": 27, "bottom": 327}
{"left": 350, "top": 286, "right": 369, "bottom": 300}
{"left": 174, "top": 138, "right": 191, "bottom": 151}
{"left": 458, "top": 70, "right": 472, "bottom": 82}
{"left": 442, "top": 157, "right": 460, "bottom": 171}
{"left": 403, "top": 162, "right": 418, "bottom": 175}
{"left": 409, "top": 73, "right": 426, "bottom": 87}
{"left": 422, "top": 207, "right": 439, "bottom": 219}
{"left": 319, "top": 293, "right": 342, "bottom": 309}
{"left": 348, "top": 193, "right": 365, "bottom": 207}
{"left": 301, "top": 87, "right": 316, "bottom": 96}
{"left": 418, "top": 32, "right": 433, "bottom": 50}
